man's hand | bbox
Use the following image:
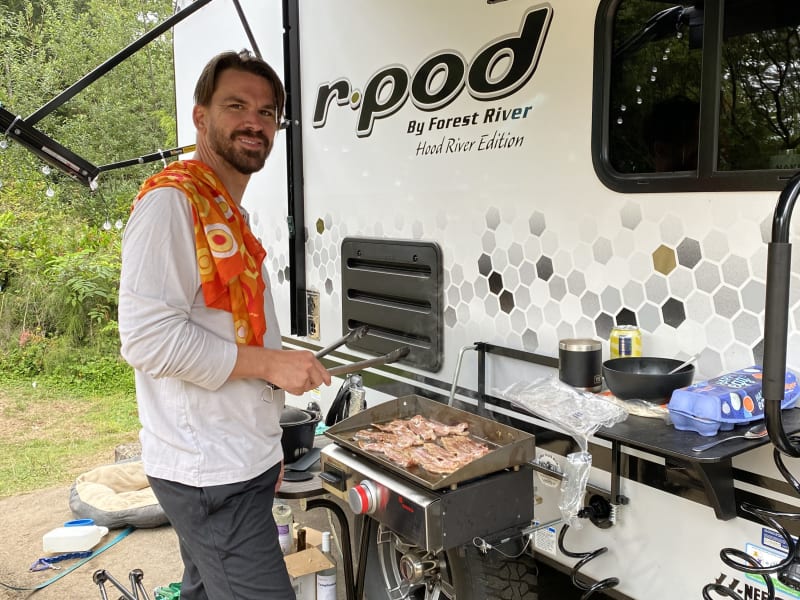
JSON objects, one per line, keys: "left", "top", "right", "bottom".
{"left": 231, "top": 346, "right": 332, "bottom": 394}
{"left": 261, "top": 349, "right": 332, "bottom": 394}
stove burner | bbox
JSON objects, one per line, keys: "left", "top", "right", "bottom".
{"left": 321, "top": 443, "right": 534, "bottom": 553}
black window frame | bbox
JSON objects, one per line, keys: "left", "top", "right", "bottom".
{"left": 592, "top": 0, "right": 800, "bottom": 193}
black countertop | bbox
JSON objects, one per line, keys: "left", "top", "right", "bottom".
{"left": 597, "top": 406, "right": 800, "bottom": 463}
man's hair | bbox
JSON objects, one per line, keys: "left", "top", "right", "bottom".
{"left": 194, "top": 49, "right": 286, "bottom": 119}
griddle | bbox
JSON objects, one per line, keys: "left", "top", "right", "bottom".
{"left": 324, "top": 394, "right": 536, "bottom": 490}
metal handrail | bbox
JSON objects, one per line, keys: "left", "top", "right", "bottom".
{"left": 763, "top": 171, "right": 800, "bottom": 457}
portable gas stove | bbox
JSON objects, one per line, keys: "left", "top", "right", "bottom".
{"left": 318, "top": 394, "right": 536, "bottom": 553}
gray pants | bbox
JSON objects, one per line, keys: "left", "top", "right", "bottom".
{"left": 148, "top": 464, "right": 294, "bottom": 600}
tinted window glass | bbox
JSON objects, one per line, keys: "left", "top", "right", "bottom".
{"left": 719, "top": 3, "right": 800, "bottom": 171}
{"left": 602, "top": 0, "right": 800, "bottom": 189}
{"left": 609, "top": 2, "right": 702, "bottom": 174}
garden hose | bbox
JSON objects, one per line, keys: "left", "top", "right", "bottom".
{"left": 0, "top": 526, "right": 134, "bottom": 594}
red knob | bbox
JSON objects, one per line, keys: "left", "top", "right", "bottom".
{"left": 348, "top": 480, "right": 378, "bottom": 514}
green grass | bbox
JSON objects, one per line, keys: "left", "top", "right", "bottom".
{"left": 0, "top": 377, "right": 140, "bottom": 498}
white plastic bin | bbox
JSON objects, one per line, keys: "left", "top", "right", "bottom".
{"left": 42, "top": 524, "right": 109, "bottom": 553}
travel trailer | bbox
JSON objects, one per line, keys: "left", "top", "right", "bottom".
{"left": 171, "top": 2, "right": 800, "bottom": 598}
{"left": 5, "top": 0, "right": 800, "bottom": 598}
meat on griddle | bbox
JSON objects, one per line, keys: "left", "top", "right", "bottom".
{"left": 352, "top": 414, "right": 490, "bottom": 474}
{"left": 354, "top": 428, "right": 418, "bottom": 449}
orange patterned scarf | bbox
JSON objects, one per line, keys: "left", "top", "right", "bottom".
{"left": 133, "top": 160, "right": 267, "bottom": 346}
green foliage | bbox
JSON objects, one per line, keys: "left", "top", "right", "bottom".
{"left": 0, "top": 0, "right": 177, "bottom": 218}
{"left": 0, "top": 328, "right": 134, "bottom": 395}
{"left": 720, "top": 26, "right": 800, "bottom": 170}
{"left": 0, "top": 0, "right": 177, "bottom": 390}
{"left": 1, "top": 330, "right": 50, "bottom": 378}
{"left": 45, "top": 246, "right": 121, "bottom": 341}
{"left": 43, "top": 330, "right": 135, "bottom": 395}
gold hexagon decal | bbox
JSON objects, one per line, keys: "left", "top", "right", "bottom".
{"left": 316, "top": 218, "right": 325, "bottom": 234}
{"left": 652, "top": 244, "right": 677, "bottom": 275}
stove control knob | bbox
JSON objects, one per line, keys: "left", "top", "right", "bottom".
{"left": 348, "top": 480, "right": 379, "bottom": 514}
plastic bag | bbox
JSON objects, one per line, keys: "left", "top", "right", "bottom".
{"left": 154, "top": 583, "right": 181, "bottom": 600}
{"left": 559, "top": 451, "right": 592, "bottom": 528}
{"left": 494, "top": 376, "right": 628, "bottom": 451}
{"left": 495, "top": 377, "right": 628, "bottom": 528}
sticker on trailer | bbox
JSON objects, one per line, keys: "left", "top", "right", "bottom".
{"left": 741, "top": 542, "right": 800, "bottom": 599}
{"left": 533, "top": 451, "right": 562, "bottom": 488}
{"left": 533, "top": 522, "right": 557, "bottom": 556}
{"left": 762, "top": 528, "right": 791, "bottom": 554}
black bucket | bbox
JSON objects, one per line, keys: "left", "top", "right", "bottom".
{"left": 280, "top": 406, "right": 320, "bottom": 462}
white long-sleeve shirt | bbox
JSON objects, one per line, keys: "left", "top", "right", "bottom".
{"left": 118, "top": 186, "right": 284, "bottom": 487}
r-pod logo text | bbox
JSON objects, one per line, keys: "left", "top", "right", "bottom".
{"left": 312, "top": 4, "right": 553, "bottom": 137}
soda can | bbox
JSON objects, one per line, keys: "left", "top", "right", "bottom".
{"left": 609, "top": 325, "right": 642, "bottom": 359}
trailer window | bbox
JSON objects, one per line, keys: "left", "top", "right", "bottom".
{"left": 719, "top": 4, "right": 800, "bottom": 172}
{"left": 595, "top": 0, "right": 800, "bottom": 192}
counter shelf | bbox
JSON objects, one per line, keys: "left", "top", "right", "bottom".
{"left": 473, "top": 342, "right": 800, "bottom": 521}
{"left": 596, "top": 409, "right": 800, "bottom": 520}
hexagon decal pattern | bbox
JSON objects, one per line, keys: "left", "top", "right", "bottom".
{"left": 289, "top": 198, "right": 781, "bottom": 381}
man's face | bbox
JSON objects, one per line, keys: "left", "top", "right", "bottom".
{"left": 199, "top": 69, "right": 279, "bottom": 175}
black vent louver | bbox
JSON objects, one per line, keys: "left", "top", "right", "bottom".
{"left": 341, "top": 238, "right": 443, "bottom": 371}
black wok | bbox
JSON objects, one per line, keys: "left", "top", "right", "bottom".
{"left": 602, "top": 357, "right": 694, "bottom": 400}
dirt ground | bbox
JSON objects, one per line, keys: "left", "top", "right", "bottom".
{"left": 0, "top": 477, "right": 352, "bottom": 600}
{"left": 0, "top": 484, "right": 182, "bottom": 599}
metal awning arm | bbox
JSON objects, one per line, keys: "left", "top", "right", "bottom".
{"left": 97, "top": 144, "right": 196, "bottom": 173}
{"left": 26, "top": 0, "right": 216, "bottom": 126}
{"left": 1, "top": 104, "right": 100, "bottom": 186}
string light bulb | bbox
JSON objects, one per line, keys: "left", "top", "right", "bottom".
{"left": 45, "top": 186, "right": 55, "bottom": 198}
{"left": 103, "top": 219, "right": 112, "bottom": 231}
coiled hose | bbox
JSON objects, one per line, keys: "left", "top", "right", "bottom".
{"left": 702, "top": 436, "right": 800, "bottom": 600}
{"left": 557, "top": 524, "right": 620, "bottom": 599}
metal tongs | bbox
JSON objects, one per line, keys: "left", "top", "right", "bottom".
{"left": 316, "top": 324, "right": 410, "bottom": 377}
{"left": 267, "top": 327, "right": 408, "bottom": 391}
{"left": 315, "top": 325, "right": 370, "bottom": 359}
{"left": 327, "top": 345, "right": 410, "bottom": 377}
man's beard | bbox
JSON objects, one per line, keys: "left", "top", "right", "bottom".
{"left": 210, "top": 127, "right": 271, "bottom": 175}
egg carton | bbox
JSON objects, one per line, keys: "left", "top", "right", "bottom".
{"left": 667, "top": 366, "right": 799, "bottom": 436}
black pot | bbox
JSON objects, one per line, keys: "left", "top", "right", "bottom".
{"left": 280, "top": 406, "right": 320, "bottom": 462}
{"left": 602, "top": 357, "right": 695, "bottom": 400}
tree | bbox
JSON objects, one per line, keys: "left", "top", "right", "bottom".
{"left": 1, "top": 0, "right": 176, "bottom": 218}
{"left": 0, "top": 0, "right": 177, "bottom": 379}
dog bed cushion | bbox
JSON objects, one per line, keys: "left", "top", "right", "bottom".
{"left": 69, "top": 460, "right": 168, "bottom": 529}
